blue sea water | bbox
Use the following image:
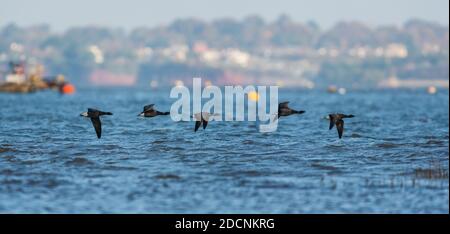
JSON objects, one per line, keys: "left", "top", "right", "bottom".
{"left": 0, "top": 87, "right": 448, "bottom": 213}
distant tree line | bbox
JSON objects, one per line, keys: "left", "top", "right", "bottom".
{"left": 0, "top": 15, "right": 448, "bottom": 87}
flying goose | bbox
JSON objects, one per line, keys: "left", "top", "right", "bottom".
{"left": 193, "top": 112, "right": 220, "bottom": 132}
{"left": 80, "top": 108, "right": 113, "bottom": 139}
{"left": 328, "top": 113, "right": 355, "bottom": 139}
{"left": 277, "top": 102, "right": 306, "bottom": 118}
{"left": 138, "top": 104, "right": 169, "bottom": 117}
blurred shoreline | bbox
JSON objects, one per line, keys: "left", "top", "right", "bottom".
{"left": 1, "top": 16, "right": 448, "bottom": 90}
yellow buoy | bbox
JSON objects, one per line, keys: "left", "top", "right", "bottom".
{"left": 248, "top": 91, "right": 259, "bottom": 101}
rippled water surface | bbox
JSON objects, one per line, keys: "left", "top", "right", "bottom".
{"left": 0, "top": 88, "right": 448, "bottom": 213}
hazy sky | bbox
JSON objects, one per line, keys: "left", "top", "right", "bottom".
{"left": 1, "top": 0, "right": 448, "bottom": 31}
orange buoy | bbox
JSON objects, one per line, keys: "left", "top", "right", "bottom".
{"left": 61, "top": 83, "right": 76, "bottom": 94}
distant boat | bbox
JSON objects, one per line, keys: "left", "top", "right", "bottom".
{"left": 0, "top": 62, "right": 33, "bottom": 93}
{"left": 327, "top": 85, "right": 338, "bottom": 93}
{"left": 0, "top": 82, "right": 36, "bottom": 93}
{"left": 1, "top": 62, "right": 74, "bottom": 94}
{"left": 327, "top": 85, "right": 346, "bottom": 94}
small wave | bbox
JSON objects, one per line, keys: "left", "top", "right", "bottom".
{"left": 255, "top": 181, "right": 294, "bottom": 189}
{"left": 324, "top": 144, "right": 345, "bottom": 150}
{"left": 65, "top": 157, "right": 94, "bottom": 166}
{"left": 157, "top": 146, "right": 185, "bottom": 151}
{"left": 0, "top": 169, "right": 15, "bottom": 175}
{"left": 150, "top": 129, "right": 171, "bottom": 134}
{"left": 20, "top": 160, "right": 45, "bottom": 165}
{"left": 26, "top": 178, "right": 63, "bottom": 189}
{"left": 242, "top": 140, "right": 255, "bottom": 145}
{"left": 221, "top": 170, "right": 264, "bottom": 177}
{"left": 350, "top": 133, "right": 363, "bottom": 138}
{"left": 414, "top": 168, "right": 449, "bottom": 180}
{"left": 425, "top": 140, "right": 444, "bottom": 146}
{"left": 375, "top": 142, "right": 400, "bottom": 149}
{"left": 1, "top": 179, "right": 23, "bottom": 185}
{"left": 0, "top": 147, "right": 15, "bottom": 154}
{"left": 382, "top": 137, "right": 402, "bottom": 141}
{"left": 152, "top": 140, "right": 166, "bottom": 144}
{"left": 406, "top": 153, "right": 422, "bottom": 158}
{"left": 49, "top": 150, "right": 63, "bottom": 155}
{"left": 154, "top": 174, "right": 181, "bottom": 180}
{"left": 103, "top": 144, "right": 123, "bottom": 150}
{"left": 101, "top": 165, "right": 137, "bottom": 171}
{"left": 311, "top": 163, "right": 340, "bottom": 171}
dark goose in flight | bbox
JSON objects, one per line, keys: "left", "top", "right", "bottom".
{"left": 138, "top": 104, "right": 169, "bottom": 117}
{"left": 193, "top": 112, "right": 220, "bottom": 132}
{"left": 277, "top": 102, "right": 306, "bottom": 118}
{"left": 328, "top": 113, "right": 355, "bottom": 139}
{"left": 80, "top": 108, "right": 113, "bottom": 139}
